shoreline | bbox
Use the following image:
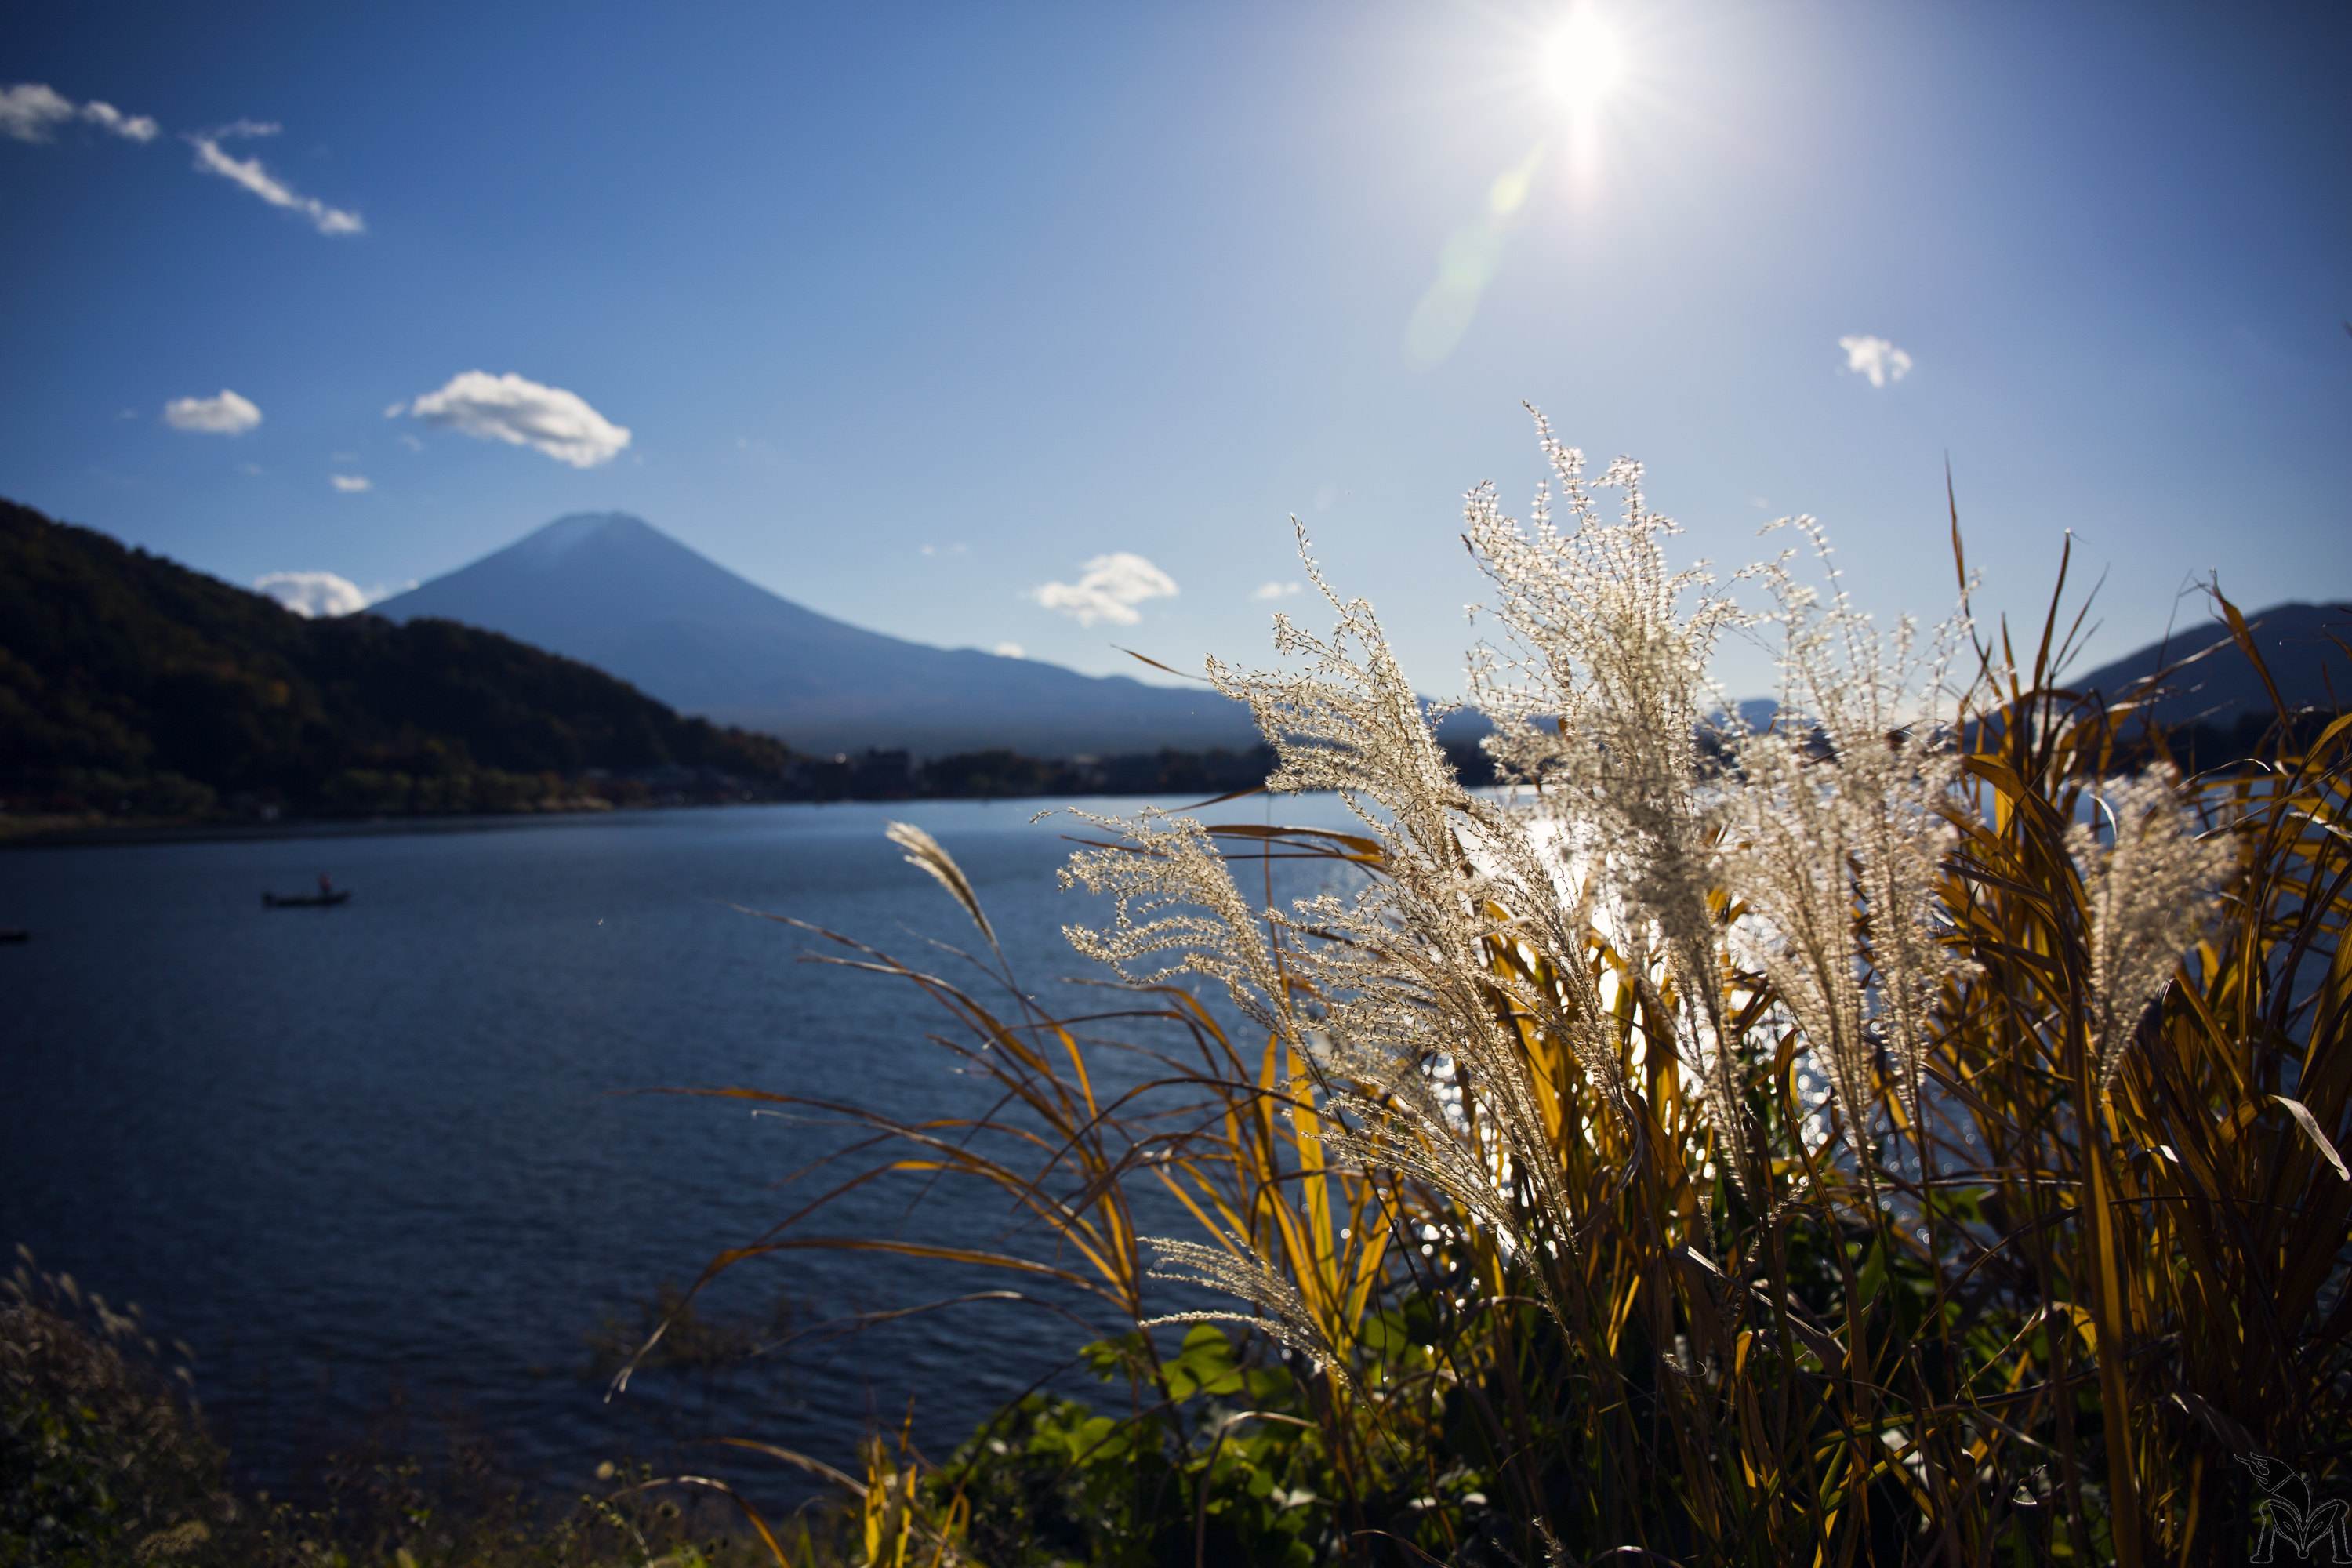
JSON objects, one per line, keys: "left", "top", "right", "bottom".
{"left": 0, "top": 787, "right": 1289, "bottom": 852}
{"left": 0, "top": 802, "right": 706, "bottom": 851}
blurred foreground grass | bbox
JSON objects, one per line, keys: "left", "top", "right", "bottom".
{"left": 0, "top": 1249, "right": 848, "bottom": 1568}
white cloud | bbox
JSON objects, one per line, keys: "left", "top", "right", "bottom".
{"left": 920, "top": 542, "right": 968, "bottom": 558}
{"left": 992, "top": 641, "right": 1025, "bottom": 659}
{"left": 1029, "top": 552, "right": 1179, "bottom": 627}
{"left": 1, "top": 83, "right": 157, "bottom": 143}
{"left": 1251, "top": 580, "right": 1304, "bottom": 601}
{"left": 80, "top": 101, "right": 158, "bottom": 142}
{"left": 0, "top": 83, "right": 73, "bottom": 141}
{"left": 329, "top": 474, "right": 372, "bottom": 492}
{"left": 239, "top": 462, "right": 264, "bottom": 476}
{"left": 188, "top": 122, "right": 364, "bottom": 236}
{"left": 164, "top": 388, "right": 262, "bottom": 435}
{"left": 396, "top": 432, "right": 423, "bottom": 452}
{"left": 255, "top": 571, "right": 368, "bottom": 618}
{"left": 252, "top": 572, "right": 412, "bottom": 618}
{"left": 382, "top": 401, "right": 408, "bottom": 418}
{"left": 403, "top": 370, "right": 632, "bottom": 468}
{"left": 1838, "top": 334, "right": 1913, "bottom": 388}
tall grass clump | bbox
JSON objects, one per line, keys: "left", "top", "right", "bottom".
{"left": 665, "top": 412, "right": 2351, "bottom": 1565}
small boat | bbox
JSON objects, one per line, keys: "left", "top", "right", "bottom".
{"left": 262, "top": 890, "right": 353, "bottom": 909}
{"left": 0, "top": 928, "right": 27, "bottom": 944}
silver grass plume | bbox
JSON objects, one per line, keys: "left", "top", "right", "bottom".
{"left": 1203, "top": 535, "right": 1620, "bottom": 1275}
{"left": 886, "top": 819, "right": 997, "bottom": 952}
{"left": 1726, "top": 522, "right": 1973, "bottom": 1140}
{"left": 1463, "top": 409, "right": 1752, "bottom": 1185}
{"left": 2067, "top": 771, "right": 2231, "bottom": 1095}
{"left": 1141, "top": 1232, "right": 1355, "bottom": 1390}
{"left": 1059, "top": 808, "right": 1298, "bottom": 1045}
{"left": 1062, "top": 524, "right": 1634, "bottom": 1332}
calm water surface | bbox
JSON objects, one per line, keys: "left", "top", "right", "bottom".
{"left": 0, "top": 796, "right": 1360, "bottom": 1508}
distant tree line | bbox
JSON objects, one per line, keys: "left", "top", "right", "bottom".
{"left": 782, "top": 742, "right": 1491, "bottom": 802}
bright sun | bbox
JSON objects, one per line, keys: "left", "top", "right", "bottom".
{"left": 1541, "top": 9, "right": 1627, "bottom": 114}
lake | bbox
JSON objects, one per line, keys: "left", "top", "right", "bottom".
{"left": 0, "top": 795, "right": 1363, "bottom": 1512}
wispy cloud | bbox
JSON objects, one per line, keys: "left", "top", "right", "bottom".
{"left": 1, "top": 82, "right": 157, "bottom": 143}
{"left": 920, "top": 542, "right": 968, "bottom": 558}
{"left": 1029, "top": 552, "right": 1178, "bottom": 627}
{"left": 187, "top": 121, "right": 363, "bottom": 236}
{"left": 732, "top": 434, "right": 789, "bottom": 466}
{"left": 6, "top": 91, "right": 371, "bottom": 244}
{"left": 401, "top": 370, "right": 631, "bottom": 468}
{"left": 992, "top": 641, "right": 1025, "bottom": 659}
{"left": 1838, "top": 334, "right": 1913, "bottom": 388}
{"left": 164, "top": 389, "right": 262, "bottom": 435}
{"left": 1251, "top": 580, "right": 1304, "bottom": 601}
{"left": 329, "top": 474, "right": 372, "bottom": 492}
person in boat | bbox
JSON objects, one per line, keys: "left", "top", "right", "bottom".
{"left": 318, "top": 872, "right": 333, "bottom": 897}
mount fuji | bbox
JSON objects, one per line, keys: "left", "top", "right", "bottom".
{"left": 372, "top": 513, "right": 1258, "bottom": 757}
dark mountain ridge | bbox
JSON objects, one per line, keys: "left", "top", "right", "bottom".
{"left": 372, "top": 512, "right": 1258, "bottom": 757}
{"left": 2065, "top": 600, "right": 2350, "bottom": 726}
{"left": 0, "top": 499, "right": 794, "bottom": 818}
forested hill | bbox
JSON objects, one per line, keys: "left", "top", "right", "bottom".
{"left": 0, "top": 499, "right": 796, "bottom": 819}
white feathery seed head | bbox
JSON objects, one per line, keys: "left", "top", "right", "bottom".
{"left": 2067, "top": 771, "right": 2231, "bottom": 1095}
{"left": 1726, "top": 521, "right": 1974, "bottom": 1140}
{"left": 1462, "top": 408, "right": 1754, "bottom": 1179}
{"left": 1140, "top": 1232, "right": 1352, "bottom": 1388}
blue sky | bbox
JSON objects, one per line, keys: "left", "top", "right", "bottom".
{"left": 4, "top": 1, "right": 2347, "bottom": 698}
